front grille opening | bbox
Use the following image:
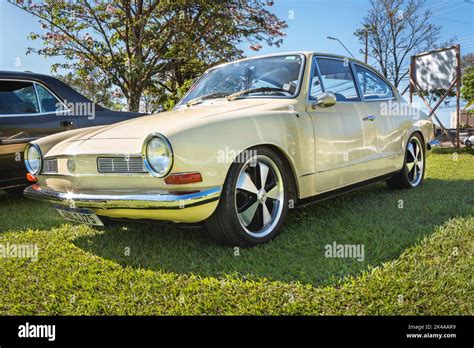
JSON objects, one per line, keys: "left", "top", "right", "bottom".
{"left": 97, "top": 156, "right": 147, "bottom": 173}
{"left": 42, "top": 159, "right": 58, "bottom": 174}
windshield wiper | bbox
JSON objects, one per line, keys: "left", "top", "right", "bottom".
{"left": 185, "top": 87, "right": 290, "bottom": 106}
{"left": 186, "top": 92, "right": 229, "bottom": 106}
{"left": 226, "top": 87, "right": 289, "bottom": 101}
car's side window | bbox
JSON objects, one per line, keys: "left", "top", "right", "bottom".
{"left": 314, "top": 58, "right": 360, "bottom": 101}
{"left": 309, "top": 60, "right": 324, "bottom": 100}
{"left": 354, "top": 65, "right": 394, "bottom": 100}
{"left": 0, "top": 80, "right": 40, "bottom": 115}
{"left": 35, "top": 83, "right": 62, "bottom": 113}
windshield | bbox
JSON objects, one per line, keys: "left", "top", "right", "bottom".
{"left": 178, "top": 54, "right": 304, "bottom": 106}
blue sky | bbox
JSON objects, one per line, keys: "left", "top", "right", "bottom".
{"left": 1, "top": 0, "right": 473, "bottom": 124}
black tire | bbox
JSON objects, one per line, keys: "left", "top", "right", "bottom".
{"left": 206, "top": 146, "right": 290, "bottom": 247}
{"left": 465, "top": 140, "right": 472, "bottom": 148}
{"left": 387, "top": 133, "right": 426, "bottom": 189}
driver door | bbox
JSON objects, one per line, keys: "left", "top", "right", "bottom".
{"left": 306, "top": 56, "right": 375, "bottom": 193}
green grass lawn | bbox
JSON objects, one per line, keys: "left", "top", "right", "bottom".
{"left": 0, "top": 148, "right": 472, "bottom": 315}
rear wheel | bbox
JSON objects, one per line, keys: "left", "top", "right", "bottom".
{"left": 206, "top": 147, "right": 289, "bottom": 246}
{"left": 387, "top": 133, "right": 425, "bottom": 189}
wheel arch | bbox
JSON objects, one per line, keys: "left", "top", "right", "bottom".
{"left": 231, "top": 143, "right": 300, "bottom": 204}
{"left": 409, "top": 130, "right": 426, "bottom": 149}
{"left": 261, "top": 144, "right": 299, "bottom": 204}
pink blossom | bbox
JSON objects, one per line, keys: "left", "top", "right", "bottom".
{"left": 106, "top": 4, "right": 116, "bottom": 14}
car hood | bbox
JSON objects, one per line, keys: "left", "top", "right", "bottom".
{"left": 45, "top": 98, "right": 291, "bottom": 157}
{"left": 76, "top": 99, "right": 273, "bottom": 140}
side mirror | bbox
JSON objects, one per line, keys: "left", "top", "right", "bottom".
{"left": 315, "top": 92, "right": 337, "bottom": 109}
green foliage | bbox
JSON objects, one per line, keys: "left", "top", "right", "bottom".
{"left": 56, "top": 71, "right": 126, "bottom": 111}
{"left": 418, "top": 88, "right": 456, "bottom": 104}
{"left": 461, "top": 71, "right": 474, "bottom": 106}
{"left": 0, "top": 150, "right": 473, "bottom": 314}
{"left": 11, "top": 0, "right": 287, "bottom": 111}
{"left": 461, "top": 53, "right": 474, "bottom": 73}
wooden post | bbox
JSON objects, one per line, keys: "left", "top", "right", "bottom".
{"left": 455, "top": 45, "right": 461, "bottom": 149}
{"left": 416, "top": 80, "right": 457, "bottom": 147}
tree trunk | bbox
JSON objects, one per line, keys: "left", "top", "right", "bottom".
{"left": 127, "top": 88, "right": 142, "bottom": 112}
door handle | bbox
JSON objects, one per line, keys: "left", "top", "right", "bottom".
{"left": 363, "top": 115, "right": 376, "bottom": 121}
{"left": 60, "top": 120, "right": 74, "bottom": 127}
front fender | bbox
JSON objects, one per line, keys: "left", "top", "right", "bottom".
{"left": 166, "top": 109, "right": 315, "bottom": 197}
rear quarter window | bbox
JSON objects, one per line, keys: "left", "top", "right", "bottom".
{"left": 0, "top": 80, "right": 40, "bottom": 115}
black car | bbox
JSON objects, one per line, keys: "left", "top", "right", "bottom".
{"left": 0, "top": 71, "right": 145, "bottom": 190}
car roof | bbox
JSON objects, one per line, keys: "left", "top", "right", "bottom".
{"left": 0, "top": 70, "right": 94, "bottom": 104}
{"left": 210, "top": 51, "right": 373, "bottom": 72}
{"left": 0, "top": 70, "right": 54, "bottom": 80}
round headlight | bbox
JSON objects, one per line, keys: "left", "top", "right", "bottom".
{"left": 24, "top": 144, "right": 42, "bottom": 175}
{"left": 142, "top": 134, "right": 173, "bottom": 177}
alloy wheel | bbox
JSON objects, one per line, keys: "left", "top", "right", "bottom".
{"left": 406, "top": 137, "right": 424, "bottom": 187}
{"left": 234, "top": 155, "right": 284, "bottom": 238}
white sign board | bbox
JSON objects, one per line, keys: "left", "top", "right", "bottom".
{"left": 414, "top": 47, "right": 457, "bottom": 91}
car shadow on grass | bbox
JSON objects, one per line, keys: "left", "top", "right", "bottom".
{"left": 71, "top": 177, "right": 473, "bottom": 286}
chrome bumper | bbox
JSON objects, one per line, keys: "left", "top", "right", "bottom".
{"left": 24, "top": 184, "right": 221, "bottom": 210}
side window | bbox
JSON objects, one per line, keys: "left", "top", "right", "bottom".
{"left": 309, "top": 60, "right": 323, "bottom": 99}
{"left": 35, "top": 84, "right": 62, "bottom": 113}
{"left": 315, "top": 58, "right": 360, "bottom": 101}
{"left": 0, "top": 81, "right": 40, "bottom": 115}
{"left": 354, "top": 65, "right": 394, "bottom": 100}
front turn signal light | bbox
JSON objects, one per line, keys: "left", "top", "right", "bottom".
{"left": 26, "top": 173, "right": 37, "bottom": 182}
{"left": 165, "top": 172, "right": 202, "bottom": 185}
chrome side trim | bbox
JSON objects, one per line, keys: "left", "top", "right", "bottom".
{"left": 24, "top": 184, "right": 221, "bottom": 210}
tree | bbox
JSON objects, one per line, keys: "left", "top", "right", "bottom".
{"left": 461, "top": 53, "right": 474, "bottom": 74}
{"left": 57, "top": 70, "right": 125, "bottom": 111}
{"left": 461, "top": 67, "right": 474, "bottom": 113}
{"left": 11, "top": 0, "right": 287, "bottom": 111}
{"left": 418, "top": 88, "right": 455, "bottom": 105}
{"left": 354, "top": 0, "right": 444, "bottom": 88}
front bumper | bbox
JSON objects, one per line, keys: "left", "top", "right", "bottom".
{"left": 24, "top": 184, "right": 221, "bottom": 210}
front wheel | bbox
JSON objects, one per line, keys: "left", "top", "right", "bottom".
{"left": 206, "top": 147, "right": 289, "bottom": 247}
{"left": 387, "top": 133, "right": 426, "bottom": 189}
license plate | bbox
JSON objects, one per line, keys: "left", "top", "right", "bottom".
{"left": 54, "top": 206, "right": 104, "bottom": 226}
